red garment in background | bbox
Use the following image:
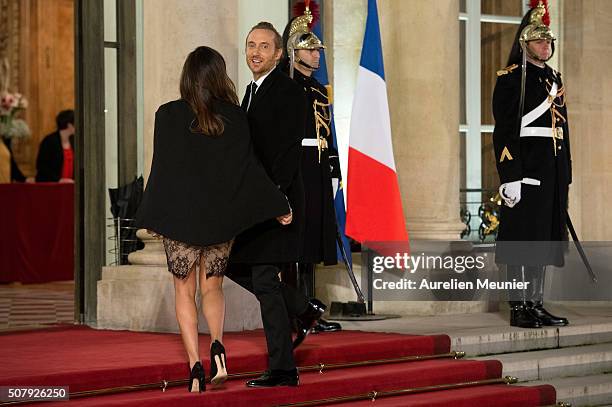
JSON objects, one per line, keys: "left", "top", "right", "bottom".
{"left": 0, "top": 183, "right": 73, "bottom": 283}
{"left": 61, "top": 148, "right": 74, "bottom": 179}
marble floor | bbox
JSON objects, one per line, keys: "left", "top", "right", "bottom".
{"left": 0, "top": 281, "right": 75, "bottom": 332}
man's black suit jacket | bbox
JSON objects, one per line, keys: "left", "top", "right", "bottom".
{"left": 229, "top": 67, "right": 307, "bottom": 264}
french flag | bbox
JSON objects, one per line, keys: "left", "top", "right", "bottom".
{"left": 311, "top": 21, "right": 353, "bottom": 266}
{"left": 346, "top": 0, "right": 408, "bottom": 245}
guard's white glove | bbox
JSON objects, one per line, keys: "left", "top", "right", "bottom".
{"left": 499, "top": 180, "right": 521, "bottom": 208}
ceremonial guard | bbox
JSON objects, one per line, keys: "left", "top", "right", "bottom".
{"left": 493, "top": 0, "right": 571, "bottom": 328}
{"left": 281, "top": 1, "right": 341, "bottom": 333}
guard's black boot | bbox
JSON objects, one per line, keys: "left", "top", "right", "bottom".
{"left": 312, "top": 318, "right": 342, "bottom": 333}
{"left": 529, "top": 301, "right": 569, "bottom": 326}
{"left": 510, "top": 302, "right": 543, "bottom": 328}
{"left": 293, "top": 299, "right": 326, "bottom": 349}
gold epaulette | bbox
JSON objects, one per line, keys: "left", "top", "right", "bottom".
{"left": 496, "top": 64, "right": 519, "bottom": 77}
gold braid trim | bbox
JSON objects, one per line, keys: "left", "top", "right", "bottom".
{"left": 545, "top": 80, "right": 568, "bottom": 157}
{"left": 312, "top": 87, "right": 331, "bottom": 163}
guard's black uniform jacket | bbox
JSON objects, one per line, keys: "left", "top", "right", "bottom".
{"left": 292, "top": 69, "right": 340, "bottom": 265}
{"left": 493, "top": 61, "right": 572, "bottom": 266}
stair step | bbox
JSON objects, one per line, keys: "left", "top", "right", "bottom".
{"left": 0, "top": 327, "right": 450, "bottom": 393}
{"left": 524, "top": 373, "right": 612, "bottom": 407}
{"left": 44, "top": 359, "right": 506, "bottom": 406}
{"left": 341, "top": 308, "right": 612, "bottom": 357}
{"left": 331, "top": 384, "right": 556, "bottom": 407}
{"left": 476, "top": 343, "right": 612, "bottom": 382}
{"left": 452, "top": 320, "right": 612, "bottom": 357}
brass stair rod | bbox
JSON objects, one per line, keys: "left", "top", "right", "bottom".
{"left": 0, "top": 351, "right": 467, "bottom": 405}
{"left": 227, "top": 350, "right": 466, "bottom": 380}
{"left": 159, "top": 351, "right": 466, "bottom": 392}
{"left": 275, "top": 376, "right": 519, "bottom": 407}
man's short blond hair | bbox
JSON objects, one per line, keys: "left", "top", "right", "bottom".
{"left": 248, "top": 22, "right": 283, "bottom": 50}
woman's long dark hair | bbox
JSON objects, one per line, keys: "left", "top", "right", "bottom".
{"left": 180, "top": 46, "right": 239, "bottom": 136}
{"left": 506, "top": 8, "right": 555, "bottom": 66}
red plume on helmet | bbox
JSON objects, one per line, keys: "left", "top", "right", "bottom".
{"left": 293, "top": 0, "right": 320, "bottom": 27}
{"left": 530, "top": 0, "right": 550, "bottom": 26}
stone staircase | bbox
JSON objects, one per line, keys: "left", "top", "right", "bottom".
{"left": 341, "top": 305, "right": 612, "bottom": 406}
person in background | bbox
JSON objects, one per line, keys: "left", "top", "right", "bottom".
{"left": 493, "top": 1, "right": 571, "bottom": 329}
{"left": 35, "top": 109, "right": 75, "bottom": 183}
{"left": 1, "top": 137, "right": 26, "bottom": 182}
{"left": 280, "top": 2, "right": 342, "bottom": 335}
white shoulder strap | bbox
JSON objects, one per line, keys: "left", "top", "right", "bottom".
{"left": 521, "top": 82, "right": 558, "bottom": 128}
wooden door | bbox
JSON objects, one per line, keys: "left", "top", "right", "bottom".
{"left": 9, "top": 0, "right": 75, "bottom": 177}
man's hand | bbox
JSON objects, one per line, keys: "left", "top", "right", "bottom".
{"left": 277, "top": 212, "right": 293, "bottom": 225}
{"left": 499, "top": 180, "right": 521, "bottom": 208}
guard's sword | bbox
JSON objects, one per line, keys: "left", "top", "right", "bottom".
{"left": 566, "top": 213, "right": 597, "bottom": 283}
{"left": 335, "top": 230, "right": 366, "bottom": 303}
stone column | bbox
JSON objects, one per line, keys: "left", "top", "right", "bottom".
{"left": 380, "top": 0, "right": 464, "bottom": 240}
{"left": 142, "top": 0, "right": 239, "bottom": 180}
{"left": 563, "top": 0, "right": 612, "bottom": 241}
{"left": 331, "top": 0, "right": 464, "bottom": 241}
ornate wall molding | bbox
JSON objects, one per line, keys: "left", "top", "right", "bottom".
{"left": 0, "top": 0, "right": 21, "bottom": 91}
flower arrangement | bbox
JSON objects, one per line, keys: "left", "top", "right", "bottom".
{"left": 0, "top": 59, "right": 31, "bottom": 140}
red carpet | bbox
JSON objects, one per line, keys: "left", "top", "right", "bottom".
{"left": 0, "top": 326, "right": 555, "bottom": 406}
{"left": 332, "top": 384, "right": 557, "bottom": 407}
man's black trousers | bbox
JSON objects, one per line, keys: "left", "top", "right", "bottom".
{"left": 226, "top": 263, "right": 309, "bottom": 370}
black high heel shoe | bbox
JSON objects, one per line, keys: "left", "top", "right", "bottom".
{"left": 209, "top": 340, "right": 228, "bottom": 386}
{"left": 188, "top": 361, "right": 206, "bottom": 393}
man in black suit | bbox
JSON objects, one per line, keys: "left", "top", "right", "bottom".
{"left": 226, "top": 22, "right": 327, "bottom": 388}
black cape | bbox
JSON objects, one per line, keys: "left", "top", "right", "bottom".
{"left": 134, "top": 99, "right": 290, "bottom": 247}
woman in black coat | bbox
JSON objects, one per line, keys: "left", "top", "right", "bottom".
{"left": 135, "top": 46, "right": 290, "bottom": 392}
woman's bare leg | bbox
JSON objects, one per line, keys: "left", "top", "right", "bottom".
{"left": 173, "top": 267, "right": 200, "bottom": 368}
{"left": 199, "top": 263, "right": 225, "bottom": 348}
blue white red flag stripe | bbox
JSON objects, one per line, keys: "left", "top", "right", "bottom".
{"left": 346, "top": 0, "right": 409, "bottom": 244}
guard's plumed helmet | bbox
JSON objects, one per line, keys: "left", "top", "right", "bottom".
{"left": 520, "top": 0, "right": 555, "bottom": 61}
{"left": 286, "top": 1, "right": 325, "bottom": 77}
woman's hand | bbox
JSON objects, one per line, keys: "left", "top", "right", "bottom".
{"left": 276, "top": 212, "right": 293, "bottom": 225}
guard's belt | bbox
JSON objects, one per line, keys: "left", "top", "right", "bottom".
{"left": 302, "top": 138, "right": 318, "bottom": 147}
{"left": 520, "top": 126, "right": 563, "bottom": 139}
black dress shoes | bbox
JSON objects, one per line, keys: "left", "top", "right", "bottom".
{"left": 529, "top": 302, "right": 569, "bottom": 326}
{"left": 510, "top": 303, "right": 542, "bottom": 328}
{"left": 293, "top": 299, "right": 326, "bottom": 349}
{"left": 246, "top": 369, "right": 299, "bottom": 387}
{"left": 312, "top": 318, "right": 342, "bottom": 334}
